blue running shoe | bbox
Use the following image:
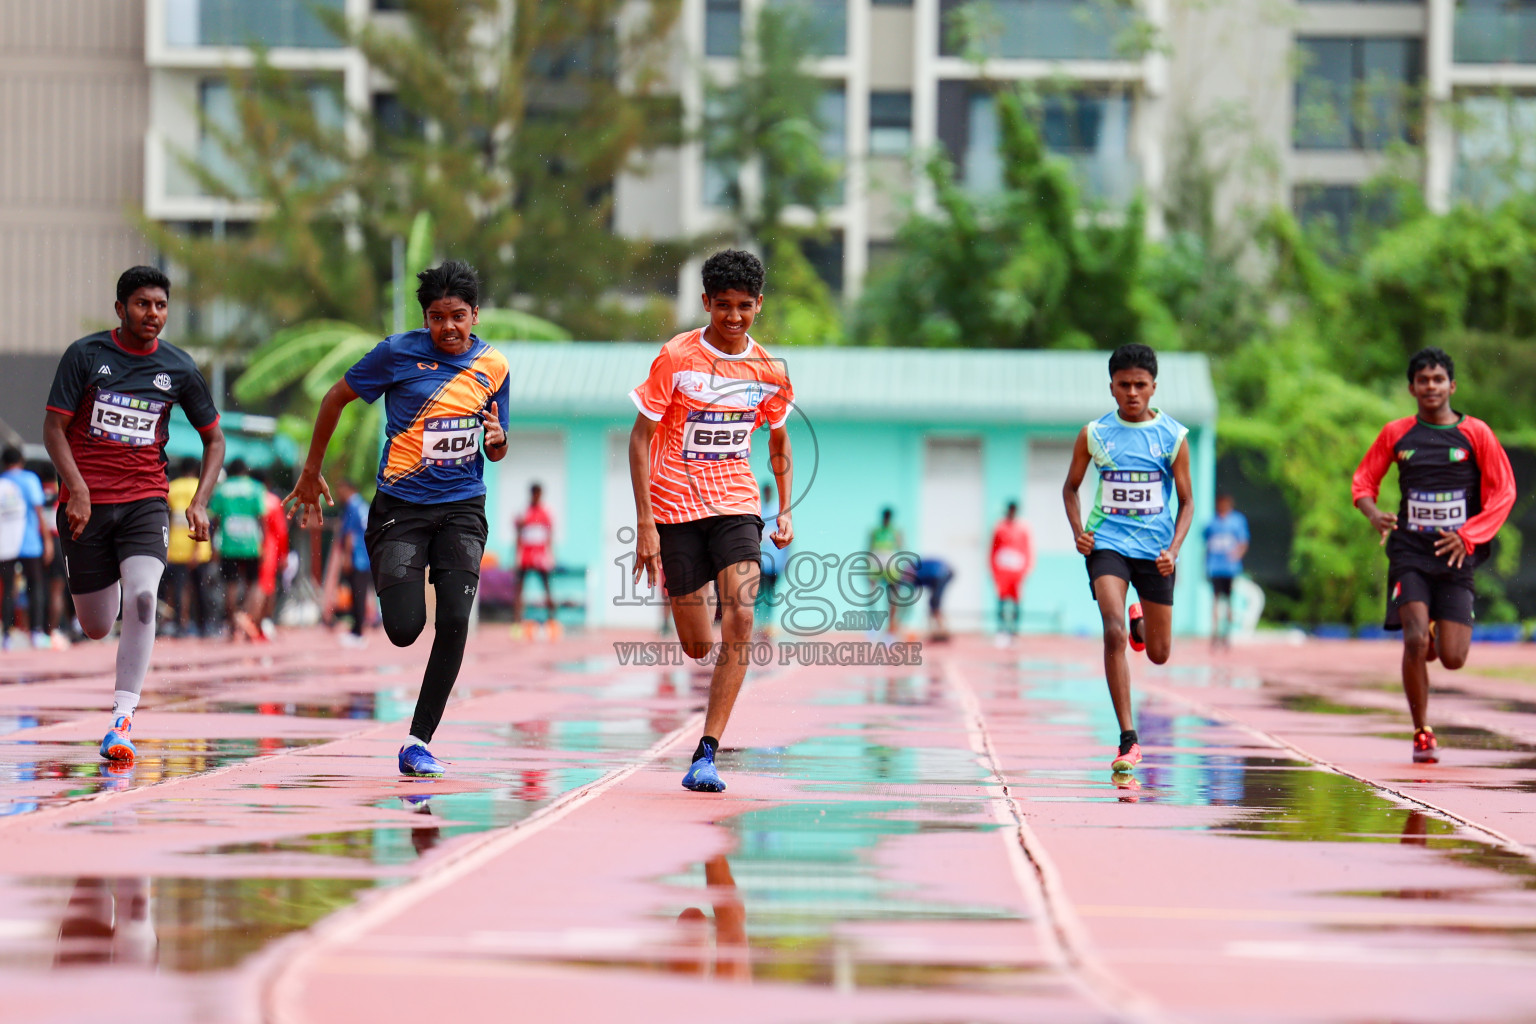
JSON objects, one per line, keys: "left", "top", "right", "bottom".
{"left": 399, "top": 743, "right": 446, "bottom": 777}
{"left": 682, "top": 751, "right": 726, "bottom": 793}
{"left": 100, "top": 716, "right": 135, "bottom": 761}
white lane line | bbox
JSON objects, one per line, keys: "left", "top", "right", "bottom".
{"left": 946, "top": 659, "right": 1164, "bottom": 1024}
{"left": 1136, "top": 678, "right": 1536, "bottom": 862}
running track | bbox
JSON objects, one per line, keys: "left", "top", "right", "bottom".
{"left": 0, "top": 628, "right": 1533, "bottom": 1023}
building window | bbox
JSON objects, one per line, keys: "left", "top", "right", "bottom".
{"left": 1293, "top": 184, "right": 1395, "bottom": 245}
{"left": 938, "top": 83, "right": 1137, "bottom": 203}
{"left": 1293, "top": 37, "right": 1422, "bottom": 150}
{"left": 165, "top": 0, "right": 345, "bottom": 49}
{"left": 1455, "top": 93, "right": 1536, "bottom": 204}
{"left": 870, "top": 91, "right": 913, "bottom": 155}
{"left": 769, "top": 0, "right": 848, "bottom": 57}
{"left": 1455, "top": 0, "right": 1536, "bottom": 64}
{"left": 705, "top": 0, "right": 742, "bottom": 57}
{"left": 197, "top": 78, "right": 344, "bottom": 197}
{"left": 802, "top": 231, "right": 845, "bottom": 293}
{"left": 703, "top": 87, "right": 740, "bottom": 208}
{"left": 937, "top": 0, "right": 1128, "bottom": 61}
{"left": 372, "top": 92, "right": 424, "bottom": 146}
{"left": 821, "top": 83, "right": 848, "bottom": 204}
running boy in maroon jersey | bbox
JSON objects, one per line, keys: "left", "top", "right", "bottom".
{"left": 1352, "top": 347, "right": 1515, "bottom": 764}
{"left": 43, "top": 266, "right": 225, "bottom": 762}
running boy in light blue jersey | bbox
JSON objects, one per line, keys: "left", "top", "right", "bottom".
{"left": 1063, "top": 344, "right": 1194, "bottom": 773}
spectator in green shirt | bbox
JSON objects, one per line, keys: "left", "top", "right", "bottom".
{"left": 210, "top": 459, "right": 267, "bottom": 641}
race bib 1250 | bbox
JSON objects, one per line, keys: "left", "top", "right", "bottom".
{"left": 1406, "top": 489, "right": 1467, "bottom": 532}
{"left": 421, "top": 416, "right": 481, "bottom": 466}
{"left": 1100, "top": 470, "right": 1164, "bottom": 517}
{"left": 89, "top": 391, "right": 165, "bottom": 446}
{"left": 682, "top": 410, "right": 753, "bottom": 462}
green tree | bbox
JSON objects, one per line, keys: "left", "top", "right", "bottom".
{"left": 146, "top": 0, "right": 684, "bottom": 350}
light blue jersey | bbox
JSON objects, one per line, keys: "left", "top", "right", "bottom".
{"left": 1084, "top": 409, "right": 1189, "bottom": 561}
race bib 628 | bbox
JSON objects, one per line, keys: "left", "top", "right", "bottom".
{"left": 421, "top": 416, "right": 481, "bottom": 466}
{"left": 682, "top": 410, "right": 753, "bottom": 462}
{"left": 89, "top": 391, "right": 165, "bottom": 446}
{"left": 1101, "top": 470, "right": 1164, "bottom": 517}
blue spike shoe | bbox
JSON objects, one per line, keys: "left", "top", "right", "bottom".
{"left": 399, "top": 743, "right": 447, "bottom": 777}
{"left": 682, "top": 750, "right": 726, "bottom": 793}
{"left": 100, "top": 716, "right": 135, "bottom": 761}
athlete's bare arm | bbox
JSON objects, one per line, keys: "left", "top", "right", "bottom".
{"left": 286, "top": 378, "right": 357, "bottom": 527}
{"left": 1158, "top": 440, "right": 1195, "bottom": 577}
{"left": 1354, "top": 496, "right": 1397, "bottom": 545}
{"left": 1063, "top": 427, "right": 1094, "bottom": 556}
{"left": 480, "top": 401, "right": 507, "bottom": 463}
{"left": 43, "top": 410, "right": 90, "bottom": 540}
{"left": 188, "top": 424, "right": 226, "bottom": 542}
{"left": 628, "top": 412, "right": 661, "bottom": 588}
{"left": 768, "top": 424, "right": 793, "bottom": 549}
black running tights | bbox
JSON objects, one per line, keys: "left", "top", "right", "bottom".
{"left": 378, "top": 570, "right": 478, "bottom": 744}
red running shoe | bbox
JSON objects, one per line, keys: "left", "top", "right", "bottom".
{"left": 1412, "top": 727, "right": 1439, "bottom": 764}
{"left": 1111, "top": 742, "right": 1142, "bottom": 773}
{"left": 1127, "top": 603, "right": 1146, "bottom": 653}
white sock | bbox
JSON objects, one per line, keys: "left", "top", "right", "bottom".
{"left": 112, "top": 690, "right": 140, "bottom": 719}
{"left": 406, "top": 735, "right": 429, "bottom": 749}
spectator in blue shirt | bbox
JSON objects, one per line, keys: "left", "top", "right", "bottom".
{"left": 1204, "top": 493, "right": 1250, "bottom": 648}
{"left": 1, "top": 447, "right": 54, "bottom": 648}
{"left": 336, "top": 479, "right": 372, "bottom": 647}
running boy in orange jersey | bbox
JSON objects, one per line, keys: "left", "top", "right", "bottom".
{"left": 629, "top": 250, "right": 795, "bottom": 793}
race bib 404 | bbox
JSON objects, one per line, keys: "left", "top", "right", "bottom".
{"left": 422, "top": 416, "right": 481, "bottom": 466}
{"left": 682, "top": 410, "right": 753, "bottom": 462}
{"left": 1406, "top": 489, "right": 1468, "bottom": 532}
{"left": 89, "top": 391, "right": 165, "bottom": 446}
{"left": 1100, "top": 469, "right": 1165, "bottom": 517}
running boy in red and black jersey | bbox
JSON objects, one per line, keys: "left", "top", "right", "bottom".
{"left": 1352, "top": 347, "right": 1515, "bottom": 764}
{"left": 43, "top": 266, "right": 226, "bottom": 762}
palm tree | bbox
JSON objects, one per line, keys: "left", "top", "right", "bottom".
{"left": 234, "top": 212, "right": 568, "bottom": 489}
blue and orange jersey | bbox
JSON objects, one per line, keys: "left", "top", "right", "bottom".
{"left": 345, "top": 329, "right": 511, "bottom": 504}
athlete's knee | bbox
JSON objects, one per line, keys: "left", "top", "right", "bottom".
{"left": 1146, "top": 640, "right": 1172, "bottom": 665}
{"left": 378, "top": 585, "right": 427, "bottom": 647}
{"left": 719, "top": 603, "right": 753, "bottom": 640}
{"left": 1402, "top": 629, "right": 1431, "bottom": 661}
{"left": 680, "top": 639, "right": 714, "bottom": 661}
{"left": 432, "top": 572, "right": 477, "bottom": 635}
{"left": 127, "top": 587, "right": 156, "bottom": 625}
{"left": 1439, "top": 647, "right": 1468, "bottom": 670}
{"left": 80, "top": 618, "right": 114, "bottom": 641}
{"left": 1103, "top": 621, "right": 1127, "bottom": 650}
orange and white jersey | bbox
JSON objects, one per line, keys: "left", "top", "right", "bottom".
{"left": 629, "top": 329, "right": 794, "bottom": 524}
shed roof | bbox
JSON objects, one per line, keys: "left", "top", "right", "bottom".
{"left": 493, "top": 342, "right": 1217, "bottom": 426}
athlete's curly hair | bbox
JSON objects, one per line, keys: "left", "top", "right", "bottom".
{"left": 1108, "top": 343, "right": 1158, "bottom": 379}
{"left": 116, "top": 265, "right": 170, "bottom": 304}
{"left": 701, "top": 249, "right": 765, "bottom": 298}
{"left": 1407, "top": 346, "right": 1454, "bottom": 383}
{"left": 416, "top": 260, "right": 480, "bottom": 312}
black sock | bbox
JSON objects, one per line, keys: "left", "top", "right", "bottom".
{"left": 692, "top": 736, "right": 719, "bottom": 762}
{"left": 1119, "top": 729, "right": 1138, "bottom": 754}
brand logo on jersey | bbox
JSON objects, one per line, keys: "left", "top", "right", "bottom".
{"left": 1397, "top": 450, "right": 1415, "bottom": 462}
{"left": 472, "top": 371, "right": 491, "bottom": 388}
{"left": 1148, "top": 445, "right": 1164, "bottom": 458}
{"left": 417, "top": 362, "right": 439, "bottom": 371}
{"left": 1449, "top": 448, "right": 1469, "bottom": 462}
{"left": 153, "top": 372, "right": 172, "bottom": 391}
{"left": 97, "top": 365, "right": 112, "bottom": 376}
{"left": 686, "top": 380, "right": 704, "bottom": 393}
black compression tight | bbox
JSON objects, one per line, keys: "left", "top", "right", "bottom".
{"left": 378, "top": 570, "right": 478, "bottom": 744}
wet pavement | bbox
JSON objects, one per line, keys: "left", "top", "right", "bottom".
{"left": 0, "top": 630, "right": 1534, "bottom": 1022}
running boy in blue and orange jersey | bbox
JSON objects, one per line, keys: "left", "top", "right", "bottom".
{"left": 1063, "top": 344, "right": 1194, "bottom": 773}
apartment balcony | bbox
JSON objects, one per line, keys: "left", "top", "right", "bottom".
{"left": 938, "top": 0, "right": 1135, "bottom": 62}
{"left": 1454, "top": 1, "right": 1536, "bottom": 64}
{"left": 165, "top": 0, "right": 345, "bottom": 49}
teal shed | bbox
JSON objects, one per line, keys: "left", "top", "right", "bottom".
{"left": 482, "top": 342, "right": 1219, "bottom": 636}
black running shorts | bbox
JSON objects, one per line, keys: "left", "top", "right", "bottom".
{"left": 56, "top": 497, "right": 169, "bottom": 595}
{"left": 1385, "top": 563, "right": 1475, "bottom": 630}
{"left": 364, "top": 491, "right": 488, "bottom": 593}
{"left": 657, "top": 514, "right": 763, "bottom": 597}
{"left": 1210, "top": 575, "right": 1234, "bottom": 599}
{"left": 1086, "top": 548, "right": 1175, "bottom": 606}
{"left": 219, "top": 557, "right": 259, "bottom": 584}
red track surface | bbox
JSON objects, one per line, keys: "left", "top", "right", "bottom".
{"left": 1, "top": 628, "right": 1534, "bottom": 1023}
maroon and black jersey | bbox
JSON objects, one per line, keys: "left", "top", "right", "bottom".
{"left": 1352, "top": 414, "right": 1516, "bottom": 571}
{"left": 45, "top": 330, "right": 220, "bottom": 505}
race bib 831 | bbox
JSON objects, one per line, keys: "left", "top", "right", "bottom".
{"left": 682, "top": 410, "right": 753, "bottom": 462}
{"left": 421, "top": 416, "right": 481, "bottom": 466}
{"left": 89, "top": 390, "right": 165, "bottom": 446}
{"left": 1100, "top": 470, "right": 1164, "bottom": 517}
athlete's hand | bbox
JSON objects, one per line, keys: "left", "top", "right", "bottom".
{"left": 481, "top": 402, "right": 506, "bottom": 451}
{"left": 65, "top": 491, "right": 91, "bottom": 540}
{"left": 770, "top": 510, "right": 793, "bottom": 549}
{"left": 633, "top": 520, "right": 662, "bottom": 589}
{"left": 186, "top": 500, "right": 212, "bottom": 543}
{"left": 1074, "top": 530, "right": 1096, "bottom": 556}
{"left": 1368, "top": 509, "right": 1397, "bottom": 544}
{"left": 1156, "top": 547, "right": 1177, "bottom": 576}
{"left": 1435, "top": 529, "right": 1469, "bottom": 569}
{"left": 284, "top": 467, "right": 333, "bottom": 529}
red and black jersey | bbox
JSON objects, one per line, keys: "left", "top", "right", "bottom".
{"left": 45, "top": 330, "right": 220, "bottom": 505}
{"left": 1352, "top": 414, "right": 1516, "bottom": 570}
